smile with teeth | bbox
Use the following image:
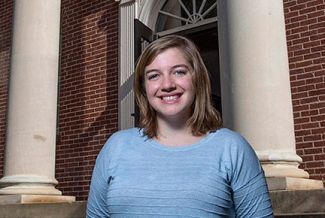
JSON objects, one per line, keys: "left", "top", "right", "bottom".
{"left": 161, "top": 95, "right": 179, "bottom": 101}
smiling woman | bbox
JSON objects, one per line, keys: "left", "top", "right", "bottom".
{"left": 134, "top": 35, "right": 222, "bottom": 139}
{"left": 143, "top": 47, "right": 195, "bottom": 131}
{"left": 86, "top": 35, "right": 274, "bottom": 218}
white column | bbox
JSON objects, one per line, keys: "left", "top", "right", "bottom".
{"left": 0, "top": 0, "right": 73, "bottom": 200}
{"left": 118, "top": 0, "right": 136, "bottom": 129}
{"left": 217, "top": 0, "right": 323, "bottom": 190}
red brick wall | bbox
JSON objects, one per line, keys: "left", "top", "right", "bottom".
{"left": 57, "top": 0, "right": 119, "bottom": 200}
{"left": 284, "top": 0, "right": 325, "bottom": 186}
{"left": 0, "top": 1, "right": 12, "bottom": 178}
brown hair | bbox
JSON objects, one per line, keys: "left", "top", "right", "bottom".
{"left": 134, "top": 35, "right": 222, "bottom": 138}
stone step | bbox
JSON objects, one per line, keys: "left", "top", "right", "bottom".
{"left": 0, "top": 189, "right": 324, "bottom": 217}
{"left": 275, "top": 214, "right": 325, "bottom": 218}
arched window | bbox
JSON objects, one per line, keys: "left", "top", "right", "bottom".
{"left": 156, "top": 0, "right": 217, "bottom": 32}
{"left": 155, "top": 0, "right": 221, "bottom": 113}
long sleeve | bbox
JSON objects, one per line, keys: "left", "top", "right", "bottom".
{"left": 86, "top": 131, "right": 127, "bottom": 217}
{"left": 86, "top": 152, "right": 110, "bottom": 218}
{"left": 228, "top": 133, "right": 274, "bottom": 217}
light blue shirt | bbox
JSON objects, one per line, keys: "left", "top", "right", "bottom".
{"left": 87, "top": 128, "right": 273, "bottom": 217}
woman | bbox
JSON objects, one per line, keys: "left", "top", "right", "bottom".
{"left": 86, "top": 35, "right": 274, "bottom": 217}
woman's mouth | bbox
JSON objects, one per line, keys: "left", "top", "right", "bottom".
{"left": 161, "top": 95, "right": 180, "bottom": 102}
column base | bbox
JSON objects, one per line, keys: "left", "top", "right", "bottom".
{"left": 0, "top": 184, "right": 62, "bottom": 196}
{"left": 267, "top": 177, "right": 324, "bottom": 191}
{"left": 0, "top": 195, "right": 75, "bottom": 204}
{"left": 0, "top": 174, "right": 62, "bottom": 196}
{"left": 259, "top": 152, "right": 310, "bottom": 179}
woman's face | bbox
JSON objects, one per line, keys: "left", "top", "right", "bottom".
{"left": 144, "top": 47, "right": 195, "bottom": 122}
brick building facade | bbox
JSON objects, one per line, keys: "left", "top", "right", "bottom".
{"left": 284, "top": 0, "right": 325, "bottom": 183}
{"left": 56, "top": 0, "right": 119, "bottom": 200}
{"left": 0, "top": 0, "right": 324, "bottom": 201}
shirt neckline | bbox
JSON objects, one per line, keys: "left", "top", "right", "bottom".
{"left": 143, "top": 129, "right": 218, "bottom": 151}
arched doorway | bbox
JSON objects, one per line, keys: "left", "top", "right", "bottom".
{"left": 144, "top": 0, "right": 221, "bottom": 113}
{"left": 155, "top": 0, "right": 220, "bottom": 112}
{"left": 118, "top": 0, "right": 219, "bottom": 129}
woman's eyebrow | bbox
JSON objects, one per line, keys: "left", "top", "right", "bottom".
{"left": 145, "top": 64, "right": 190, "bottom": 75}
{"left": 172, "top": 64, "right": 189, "bottom": 69}
{"left": 145, "top": 68, "right": 159, "bottom": 75}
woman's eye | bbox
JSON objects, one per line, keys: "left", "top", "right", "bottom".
{"left": 148, "top": 74, "right": 159, "bottom": 80}
{"left": 174, "top": 70, "right": 186, "bottom": 76}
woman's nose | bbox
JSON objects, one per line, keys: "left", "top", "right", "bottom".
{"left": 161, "top": 75, "right": 176, "bottom": 91}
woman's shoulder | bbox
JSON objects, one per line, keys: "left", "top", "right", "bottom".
{"left": 100, "top": 128, "right": 142, "bottom": 152}
{"left": 96, "top": 128, "right": 143, "bottom": 163}
{"left": 208, "top": 128, "right": 256, "bottom": 156}
{"left": 213, "top": 128, "right": 259, "bottom": 160}
{"left": 110, "top": 127, "right": 142, "bottom": 140}
{"left": 211, "top": 128, "right": 247, "bottom": 144}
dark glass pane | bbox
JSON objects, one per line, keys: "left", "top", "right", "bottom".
{"left": 156, "top": 0, "right": 217, "bottom": 32}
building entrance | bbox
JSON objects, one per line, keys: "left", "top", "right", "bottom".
{"left": 118, "top": 0, "right": 219, "bottom": 128}
{"left": 134, "top": 0, "right": 220, "bottom": 123}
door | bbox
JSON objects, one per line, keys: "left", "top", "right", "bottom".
{"left": 133, "top": 19, "right": 221, "bottom": 126}
{"left": 133, "top": 19, "right": 158, "bottom": 126}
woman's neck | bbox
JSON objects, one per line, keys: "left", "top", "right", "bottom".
{"left": 155, "top": 117, "right": 205, "bottom": 146}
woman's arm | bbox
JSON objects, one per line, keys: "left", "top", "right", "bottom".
{"left": 230, "top": 135, "right": 274, "bottom": 217}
